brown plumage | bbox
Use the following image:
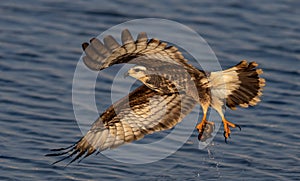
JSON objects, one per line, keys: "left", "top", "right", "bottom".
{"left": 47, "top": 29, "right": 265, "bottom": 165}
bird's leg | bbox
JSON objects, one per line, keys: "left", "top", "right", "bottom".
{"left": 222, "top": 117, "right": 241, "bottom": 143}
{"left": 196, "top": 113, "right": 207, "bottom": 133}
{"left": 196, "top": 112, "right": 215, "bottom": 141}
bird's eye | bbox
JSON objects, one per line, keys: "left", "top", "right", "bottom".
{"left": 135, "top": 69, "right": 140, "bottom": 72}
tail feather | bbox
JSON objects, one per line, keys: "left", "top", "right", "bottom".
{"left": 209, "top": 60, "right": 265, "bottom": 110}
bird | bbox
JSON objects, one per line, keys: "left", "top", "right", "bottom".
{"left": 46, "top": 29, "right": 265, "bottom": 165}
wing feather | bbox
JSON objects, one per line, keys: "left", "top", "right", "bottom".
{"left": 103, "top": 35, "right": 121, "bottom": 52}
{"left": 82, "top": 29, "right": 199, "bottom": 71}
{"left": 121, "top": 29, "right": 135, "bottom": 45}
{"left": 46, "top": 85, "right": 197, "bottom": 164}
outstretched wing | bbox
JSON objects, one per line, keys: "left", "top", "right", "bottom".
{"left": 46, "top": 85, "right": 197, "bottom": 165}
{"left": 82, "top": 29, "right": 200, "bottom": 72}
{"left": 82, "top": 29, "right": 207, "bottom": 96}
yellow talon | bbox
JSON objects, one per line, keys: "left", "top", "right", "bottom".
{"left": 196, "top": 113, "right": 215, "bottom": 141}
{"left": 222, "top": 118, "right": 241, "bottom": 143}
{"left": 196, "top": 119, "right": 207, "bottom": 132}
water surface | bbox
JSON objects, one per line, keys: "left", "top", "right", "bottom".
{"left": 1, "top": 0, "right": 299, "bottom": 180}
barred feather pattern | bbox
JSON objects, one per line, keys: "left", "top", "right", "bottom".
{"left": 46, "top": 85, "right": 197, "bottom": 165}
{"left": 82, "top": 29, "right": 199, "bottom": 72}
{"left": 83, "top": 29, "right": 208, "bottom": 99}
{"left": 209, "top": 60, "right": 265, "bottom": 110}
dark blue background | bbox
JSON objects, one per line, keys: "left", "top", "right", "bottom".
{"left": 1, "top": 0, "right": 299, "bottom": 180}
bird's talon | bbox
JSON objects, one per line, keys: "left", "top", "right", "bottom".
{"left": 197, "top": 133, "right": 203, "bottom": 141}
{"left": 196, "top": 120, "right": 214, "bottom": 142}
{"left": 222, "top": 118, "right": 241, "bottom": 142}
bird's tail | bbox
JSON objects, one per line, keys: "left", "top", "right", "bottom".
{"left": 209, "top": 60, "right": 265, "bottom": 110}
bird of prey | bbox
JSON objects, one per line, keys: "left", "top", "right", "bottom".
{"left": 46, "top": 29, "right": 265, "bottom": 165}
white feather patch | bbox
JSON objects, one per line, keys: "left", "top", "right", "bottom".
{"left": 209, "top": 70, "right": 241, "bottom": 107}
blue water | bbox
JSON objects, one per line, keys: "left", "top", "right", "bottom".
{"left": 1, "top": 0, "right": 300, "bottom": 180}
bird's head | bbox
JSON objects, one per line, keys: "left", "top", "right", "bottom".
{"left": 125, "top": 66, "right": 148, "bottom": 80}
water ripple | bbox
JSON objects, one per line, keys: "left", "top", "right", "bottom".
{"left": 0, "top": 0, "right": 299, "bottom": 180}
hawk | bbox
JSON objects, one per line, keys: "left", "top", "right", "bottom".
{"left": 47, "top": 29, "right": 265, "bottom": 165}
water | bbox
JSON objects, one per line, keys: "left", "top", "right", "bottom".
{"left": 1, "top": 0, "right": 300, "bottom": 180}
